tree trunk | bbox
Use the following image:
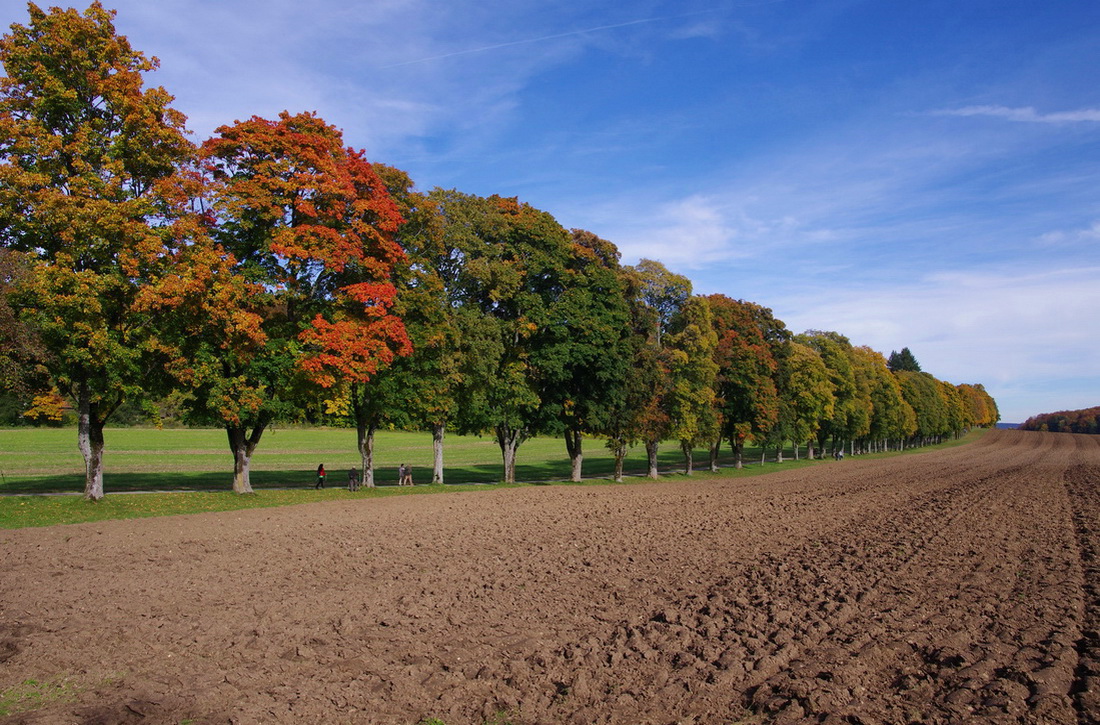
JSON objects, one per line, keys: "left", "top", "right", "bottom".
{"left": 681, "top": 440, "right": 693, "bottom": 475}
{"left": 806, "top": 440, "right": 814, "bottom": 460}
{"left": 645, "top": 438, "right": 660, "bottom": 479}
{"left": 777, "top": 443, "right": 784, "bottom": 463}
{"left": 613, "top": 444, "right": 626, "bottom": 482}
{"left": 357, "top": 418, "right": 377, "bottom": 488}
{"left": 794, "top": 442, "right": 801, "bottom": 461}
{"left": 496, "top": 424, "right": 524, "bottom": 484}
{"left": 565, "top": 428, "right": 583, "bottom": 483}
{"left": 77, "top": 385, "right": 105, "bottom": 501}
{"left": 708, "top": 435, "right": 721, "bottom": 472}
{"left": 226, "top": 421, "right": 267, "bottom": 494}
{"left": 431, "top": 422, "right": 445, "bottom": 485}
{"left": 733, "top": 438, "right": 745, "bottom": 469}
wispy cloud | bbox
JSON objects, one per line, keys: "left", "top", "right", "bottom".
{"left": 1037, "top": 220, "right": 1100, "bottom": 247}
{"left": 381, "top": 10, "right": 720, "bottom": 68}
{"left": 932, "top": 105, "right": 1100, "bottom": 123}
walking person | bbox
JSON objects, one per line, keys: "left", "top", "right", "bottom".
{"left": 398, "top": 463, "right": 406, "bottom": 486}
{"left": 402, "top": 464, "right": 413, "bottom": 486}
{"left": 347, "top": 467, "right": 358, "bottom": 491}
{"left": 316, "top": 463, "right": 326, "bottom": 489}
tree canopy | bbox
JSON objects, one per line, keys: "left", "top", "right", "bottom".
{"left": 0, "top": 1, "right": 192, "bottom": 499}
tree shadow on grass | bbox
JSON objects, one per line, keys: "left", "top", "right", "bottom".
{"left": 0, "top": 445, "right": 780, "bottom": 495}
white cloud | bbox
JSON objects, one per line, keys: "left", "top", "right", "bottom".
{"left": 771, "top": 266, "right": 1100, "bottom": 422}
{"left": 1037, "top": 220, "right": 1100, "bottom": 247}
{"left": 585, "top": 194, "right": 841, "bottom": 270}
{"left": 932, "top": 105, "right": 1100, "bottom": 123}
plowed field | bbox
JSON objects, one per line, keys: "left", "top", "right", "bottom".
{"left": 3, "top": 429, "right": 1099, "bottom": 724}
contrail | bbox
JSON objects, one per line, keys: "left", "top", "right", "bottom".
{"left": 381, "top": 11, "right": 718, "bottom": 69}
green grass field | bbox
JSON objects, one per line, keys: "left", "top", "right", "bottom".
{"left": 0, "top": 426, "right": 986, "bottom": 529}
{"left": 0, "top": 426, "right": 758, "bottom": 493}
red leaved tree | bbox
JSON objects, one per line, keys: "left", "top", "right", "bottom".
{"left": 169, "top": 111, "right": 410, "bottom": 493}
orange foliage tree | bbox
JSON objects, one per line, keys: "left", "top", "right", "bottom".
{"left": 179, "top": 111, "right": 409, "bottom": 493}
{"left": 0, "top": 3, "right": 192, "bottom": 499}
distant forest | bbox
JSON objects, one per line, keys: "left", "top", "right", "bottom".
{"left": 1020, "top": 407, "right": 1100, "bottom": 435}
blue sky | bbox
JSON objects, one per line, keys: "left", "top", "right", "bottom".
{"left": 5, "top": 0, "right": 1098, "bottom": 423}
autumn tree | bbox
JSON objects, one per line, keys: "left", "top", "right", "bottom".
{"left": 1022, "top": 406, "right": 1096, "bottom": 434}
{"left": 706, "top": 294, "right": 779, "bottom": 469}
{"left": 895, "top": 370, "right": 949, "bottom": 446}
{"left": 352, "top": 167, "right": 461, "bottom": 486}
{"left": 0, "top": 249, "right": 45, "bottom": 403}
{"left": 666, "top": 295, "right": 719, "bottom": 475}
{"left": 850, "top": 346, "right": 916, "bottom": 452}
{"left": 957, "top": 383, "right": 999, "bottom": 429}
{"left": 774, "top": 341, "right": 835, "bottom": 461}
{"left": 625, "top": 259, "right": 692, "bottom": 477}
{"left": 184, "top": 111, "right": 407, "bottom": 493}
{"left": 798, "top": 331, "right": 870, "bottom": 457}
{"left": 0, "top": 2, "right": 192, "bottom": 499}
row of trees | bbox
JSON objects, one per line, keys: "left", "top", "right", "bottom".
{"left": 0, "top": 3, "right": 999, "bottom": 500}
{"left": 1021, "top": 407, "right": 1100, "bottom": 435}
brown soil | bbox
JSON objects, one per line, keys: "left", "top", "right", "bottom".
{"left": 2, "top": 429, "right": 1099, "bottom": 725}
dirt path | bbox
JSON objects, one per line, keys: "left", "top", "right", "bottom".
{"left": 2, "top": 429, "right": 1099, "bottom": 724}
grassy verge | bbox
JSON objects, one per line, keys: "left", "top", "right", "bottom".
{"left": 0, "top": 428, "right": 988, "bottom": 529}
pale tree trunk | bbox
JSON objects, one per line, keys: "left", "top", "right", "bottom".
{"left": 708, "top": 435, "right": 721, "bottom": 473}
{"left": 612, "top": 441, "right": 627, "bottom": 482}
{"left": 776, "top": 443, "right": 784, "bottom": 463}
{"left": 794, "top": 442, "right": 801, "bottom": 461}
{"left": 496, "top": 424, "right": 524, "bottom": 484}
{"left": 431, "top": 422, "right": 445, "bottom": 485}
{"left": 77, "top": 385, "right": 106, "bottom": 501}
{"left": 565, "top": 428, "right": 583, "bottom": 483}
{"left": 358, "top": 418, "right": 377, "bottom": 488}
{"left": 227, "top": 420, "right": 268, "bottom": 494}
{"left": 645, "top": 438, "right": 660, "bottom": 479}
{"left": 681, "top": 440, "right": 694, "bottom": 475}
{"left": 806, "top": 440, "right": 814, "bottom": 460}
{"left": 732, "top": 438, "right": 745, "bottom": 469}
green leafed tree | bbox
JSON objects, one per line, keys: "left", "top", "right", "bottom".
{"left": 438, "top": 192, "right": 575, "bottom": 483}
{"left": 0, "top": 2, "right": 193, "bottom": 499}
{"left": 887, "top": 347, "right": 922, "bottom": 372}
{"left": 599, "top": 268, "right": 660, "bottom": 481}
{"left": 538, "top": 229, "right": 634, "bottom": 482}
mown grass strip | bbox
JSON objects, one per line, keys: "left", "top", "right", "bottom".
{"left": 0, "top": 429, "right": 987, "bottom": 529}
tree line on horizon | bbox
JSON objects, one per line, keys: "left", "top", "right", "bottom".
{"left": 0, "top": 3, "right": 999, "bottom": 500}
{"left": 1020, "top": 407, "right": 1100, "bottom": 435}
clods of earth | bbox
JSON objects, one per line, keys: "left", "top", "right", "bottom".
{"left": 2, "top": 429, "right": 1099, "bottom": 724}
